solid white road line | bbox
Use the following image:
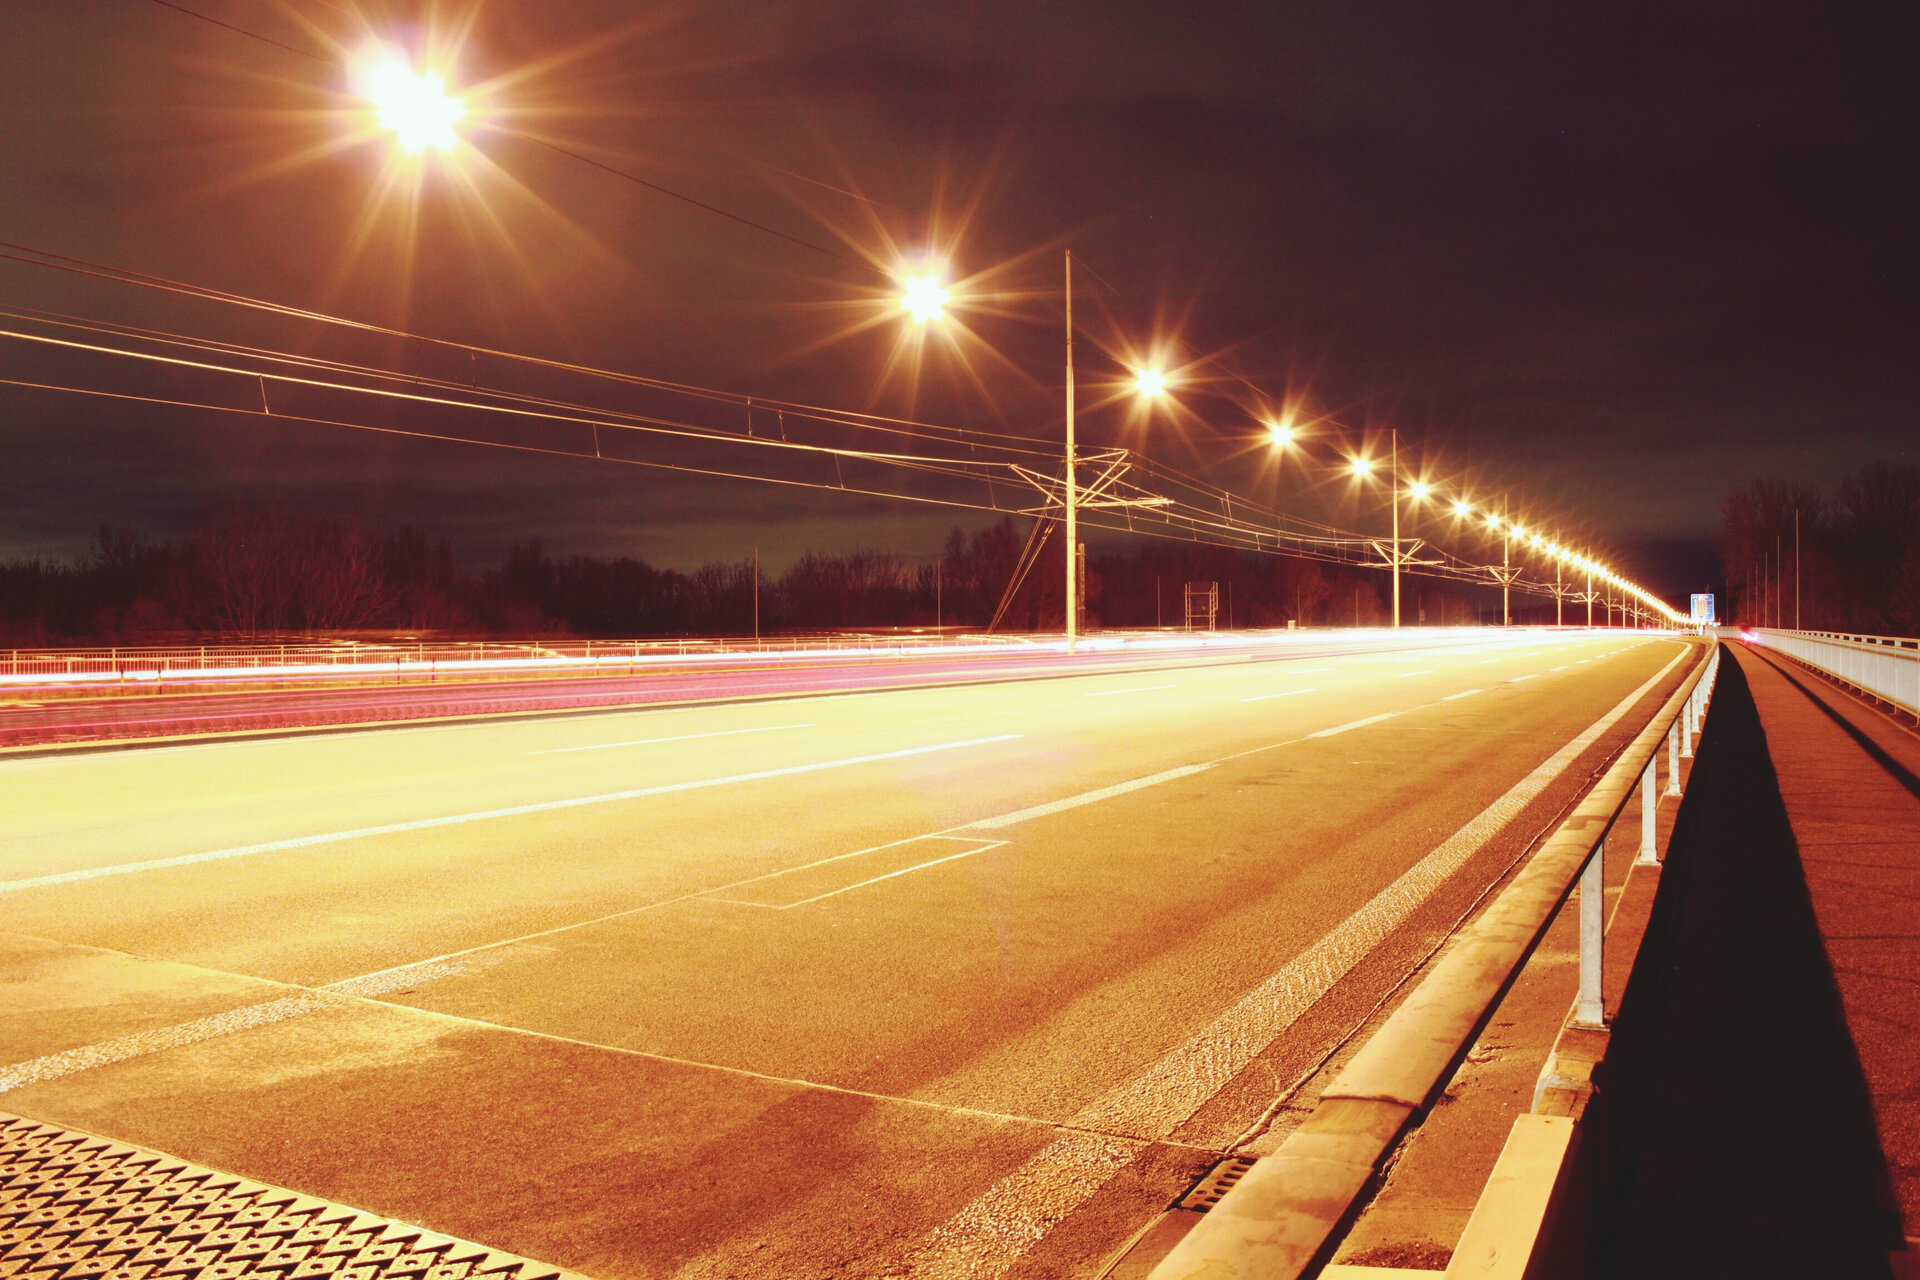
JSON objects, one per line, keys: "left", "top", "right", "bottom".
{"left": 1240, "top": 689, "right": 1315, "bottom": 703}
{"left": 0, "top": 996, "right": 327, "bottom": 1094}
{"left": 1306, "top": 712, "right": 1398, "bottom": 739}
{"left": 1083, "top": 685, "right": 1179, "bottom": 698}
{"left": 532, "top": 723, "right": 812, "bottom": 754}
{"left": 723, "top": 841, "right": 1011, "bottom": 909}
{"left": 0, "top": 735, "right": 1023, "bottom": 895}
{"left": 962, "top": 765, "right": 1213, "bottom": 831}
{"left": 897, "top": 644, "right": 1691, "bottom": 1279}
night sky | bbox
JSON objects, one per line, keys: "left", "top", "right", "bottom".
{"left": 3, "top": 1, "right": 1916, "bottom": 597}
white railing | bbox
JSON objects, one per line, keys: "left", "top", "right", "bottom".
{"left": 1749, "top": 627, "right": 1920, "bottom": 718}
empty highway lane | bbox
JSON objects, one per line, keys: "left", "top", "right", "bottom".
{"left": 0, "top": 630, "right": 1692, "bottom": 1278}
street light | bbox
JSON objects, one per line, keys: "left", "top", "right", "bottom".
{"left": 899, "top": 274, "right": 949, "bottom": 324}
{"left": 1269, "top": 433, "right": 1406, "bottom": 627}
{"left": 359, "top": 54, "right": 465, "bottom": 153}
{"left": 1061, "top": 252, "right": 1173, "bottom": 650}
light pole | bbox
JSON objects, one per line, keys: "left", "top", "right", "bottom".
{"left": 1064, "top": 251, "right": 1078, "bottom": 652}
{"left": 1391, "top": 429, "right": 1402, "bottom": 629}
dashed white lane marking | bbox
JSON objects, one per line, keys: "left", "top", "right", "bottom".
{"left": 897, "top": 646, "right": 1691, "bottom": 1279}
{"left": 0, "top": 735, "right": 1023, "bottom": 895}
{"left": 1441, "top": 688, "right": 1484, "bottom": 701}
{"left": 1306, "top": 712, "right": 1398, "bottom": 739}
{"left": 532, "top": 723, "right": 811, "bottom": 754}
{"left": 1396, "top": 669, "right": 1437, "bottom": 678}
{"left": 1552, "top": 665, "right": 1570, "bottom": 672}
{"left": 962, "top": 765, "right": 1213, "bottom": 831}
{"left": 1512, "top": 673, "right": 1539, "bottom": 682}
{"left": 1083, "top": 684, "right": 1179, "bottom": 698}
{"left": 1240, "top": 689, "right": 1315, "bottom": 703}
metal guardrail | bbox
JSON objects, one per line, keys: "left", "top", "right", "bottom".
{"left": 0, "top": 626, "right": 1634, "bottom": 690}
{"left": 0, "top": 633, "right": 1057, "bottom": 687}
{"left": 1149, "top": 637, "right": 1719, "bottom": 1280}
{"left": 1748, "top": 627, "right": 1920, "bottom": 719}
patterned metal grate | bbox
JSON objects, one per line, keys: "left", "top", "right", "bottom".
{"left": 0, "top": 1113, "right": 580, "bottom": 1280}
{"left": 1174, "top": 1155, "right": 1256, "bottom": 1213}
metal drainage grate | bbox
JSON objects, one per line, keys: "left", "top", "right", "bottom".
{"left": 0, "top": 1113, "right": 581, "bottom": 1280}
{"left": 1175, "top": 1155, "right": 1256, "bottom": 1212}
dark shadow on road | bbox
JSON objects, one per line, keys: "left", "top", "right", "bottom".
{"left": 1600, "top": 650, "right": 1904, "bottom": 1279}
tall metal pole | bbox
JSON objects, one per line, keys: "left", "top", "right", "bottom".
{"left": 1795, "top": 507, "right": 1801, "bottom": 629}
{"left": 1064, "top": 250, "right": 1077, "bottom": 653}
{"left": 1502, "top": 498, "right": 1511, "bottom": 627}
{"left": 1586, "top": 568, "right": 1593, "bottom": 628}
{"left": 1391, "top": 428, "right": 1401, "bottom": 629}
{"left": 1556, "top": 557, "right": 1563, "bottom": 627}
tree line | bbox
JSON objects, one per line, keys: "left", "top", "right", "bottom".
{"left": 1719, "top": 459, "right": 1920, "bottom": 634}
{"left": 1, "top": 503, "right": 1522, "bottom": 645}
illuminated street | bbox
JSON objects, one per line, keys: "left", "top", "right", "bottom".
{"left": 5, "top": 3, "right": 1917, "bottom": 1276}
{"left": 0, "top": 632, "right": 1680, "bottom": 1277}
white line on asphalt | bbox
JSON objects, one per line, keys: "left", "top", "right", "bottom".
{"left": 1305, "top": 712, "right": 1398, "bottom": 739}
{"left": 1396, "top": 670, "right": 1437, "bottom": 678}
{"left": 1512, "top": 674, "right": 1539, "bottom": 682}
{"left": 0, "top": 996, "right": 329, "bottom": 1094}
{"left": 714, "top": 841, "right": 1010, "bottom": 909}
{"left": 1082, "top": 684, "right": 1179, "bottom": 698}
{"left": 1441, "top": 689, "right": 1484, "bottom": 701}
{"left": 1240, "top": 689, "right": 1315, "bottom": 703}
{"left": 1552, "top": 666, "right": 1570, "bottom": 672}
{"left": 298, "top": 642, "right": 1660, "bottom": 1003}
{"left": 962, "top": 765, "right": 1213, "bottom": 830}
{"left": 531, "top": 723, "right": 812, "bottom": 754}
{"left": 897, "top": 644, "right": 1692, "bottom": 1279}
{"left": 0, "top": 735, "right": 1023, "bottom": 895}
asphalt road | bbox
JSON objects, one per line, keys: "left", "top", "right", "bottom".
{"left": 0, "top": 629, "right": 1690, "bottom": 1279}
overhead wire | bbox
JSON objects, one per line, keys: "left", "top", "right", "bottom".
{"left": 38, "top": 11, "right": 1671, "bottom": 612}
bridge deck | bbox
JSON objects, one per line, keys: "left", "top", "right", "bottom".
{"left": 1610, "top": 641, "right": 1920, "bottom": 1277}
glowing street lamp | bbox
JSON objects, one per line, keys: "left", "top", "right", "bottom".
{"left": 1452, "top": 499, "right": 1473, "bottom": 519}
{"left": 1407, "top": 480, "right": 1431, "bottom": 501}
{"left": 1133, "top": 367, "right": 1170, "bottom": 398}
{"left": 1265, "top": 421, "right": 1293, "bottom": 447}
{"left": 899, "top": 274, "right": 950, "bottom": 324}
{"left": 361, "top": 55, "right": 465, "bottom": 153}
{"left": 1350, "top": 455, "right": 1374, "bottom": 477}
